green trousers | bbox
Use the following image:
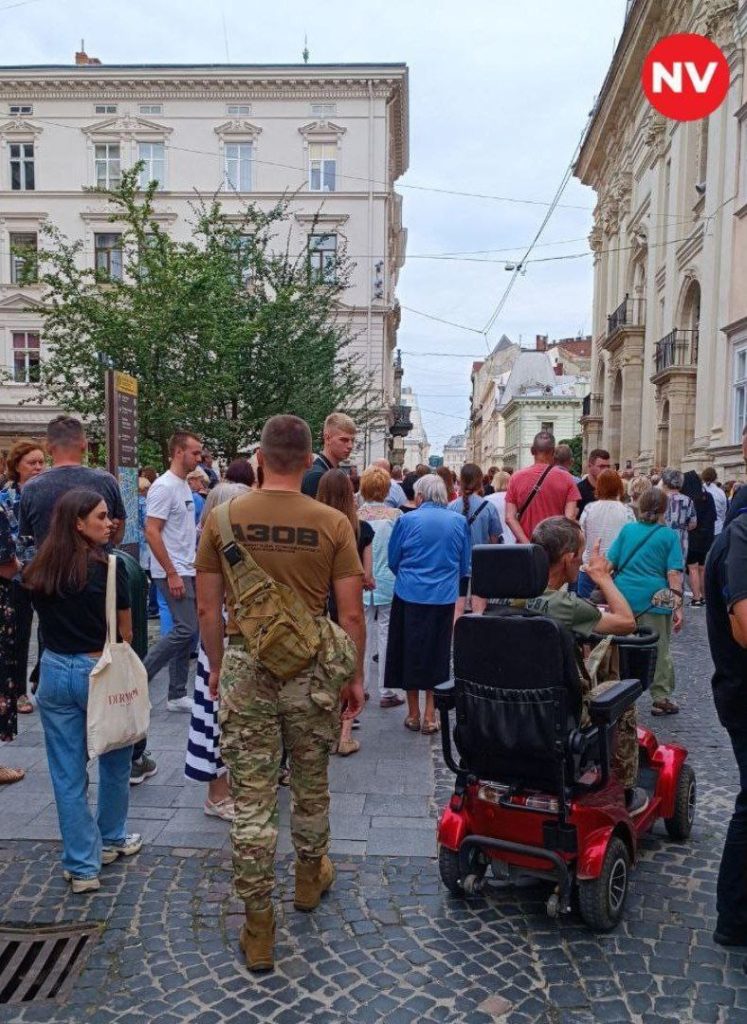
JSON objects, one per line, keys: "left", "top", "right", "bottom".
{"left": 637, "top": 611, "right": 674, "bottom": 702}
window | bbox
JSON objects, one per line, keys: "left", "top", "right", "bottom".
{"left": 309, "top": 142, "right": 336, "bottom": 192}
{"left": 94, "top": 143, "right": 121, "bottom": 188}
{"left": 94, "top": 233, "right": 123, "bottom": 281}
{"left": 9, "top": 104, "right": 32, "bottom": 115}
{"left": 94, "top": 104, "right": 117, "bottom": 115}
{"left": 12, "top": 331, "right": 40, "bottom": 383}
{"left": 227, "top": 104, "right": 251, "bottom": 116}
{"left": 139, "top": 104, "right": 163, "bottom": 115}
{"left": 224, "top": 142, "right": 252, "bottom": 192}
{"left": 9, "top": 232, "right": 37, "bottom": 284}
{"left": 735, "top": 347, "right": 747, "bottom": 441}
{"left": 541, "top": 421, "right": 554, "bottom": 434}
{"left": 311, "top": 103, "right": 336, "bottom": 117}
{"left": 9, "top": 143, "right": 34, "bottom": 190}
{"left": 138, "top": 141, "right": 165, "bottom": 189}
{"left": 231, "top": 235, "right": 253, "bottom": 287}
{"left": 308, "top": 233, "right": 337, "bottom": 283}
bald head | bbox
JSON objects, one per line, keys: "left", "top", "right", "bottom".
{"left": 373, "top": 458, "right": 392, "bottom": 472}
{"left": 531, "top": 430, "right": 556, "bottom": 464}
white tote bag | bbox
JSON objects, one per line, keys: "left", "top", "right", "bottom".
{"left": 87, "top": 555, "right": 150, "bottom": 759}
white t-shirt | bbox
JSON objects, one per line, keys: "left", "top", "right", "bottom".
{"left": 146, "top": 469, "right": 197, "bottom": 578}
{"left": 706, "top": 482, "right": 728, "bottom": 535}
{"left": 486, "top": 491, "right": 517, "bottom": 545}
{"left": 580, "top": 499, "right": 635, "bottom": 563}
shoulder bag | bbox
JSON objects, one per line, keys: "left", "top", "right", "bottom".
{"left": 87, "top": 555, "right": 150, "bottom": 759}
{"left": 517, "top": 465, "right": 554, "bottom": 522}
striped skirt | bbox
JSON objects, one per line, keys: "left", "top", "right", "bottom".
{"left": 184, "top": 642, "right": 226, "bottom": 782}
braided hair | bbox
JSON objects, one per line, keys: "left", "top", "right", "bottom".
{"left": 459, "top": 463, "right": 484, "bottom": 516}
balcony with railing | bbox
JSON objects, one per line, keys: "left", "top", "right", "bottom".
{"left": 580, "top": 392, "right": 603, "bottom": 421}
{"left": 652, "top": 328, "right": 699, "bottom": 381}
{"left": 606, "top": 295, "right": 646, "bottom": 342}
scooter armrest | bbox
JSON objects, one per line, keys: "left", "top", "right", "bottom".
{"left": 434, "top": 679, "right": 456, "bottom": 712}
{"left": 588, "top": 679, "right": 642, "bottom": 726}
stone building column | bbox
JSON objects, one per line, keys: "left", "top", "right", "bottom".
{"left": 620, "top": 350, "right": 644, "bottom": 465}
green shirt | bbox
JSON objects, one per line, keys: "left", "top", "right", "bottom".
{"left": 523, "top": 587, "right": 602, "bottom": 638}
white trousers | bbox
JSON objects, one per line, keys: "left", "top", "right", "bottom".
{"left": 364, "top": 602, "right": 395, "bottom": 698}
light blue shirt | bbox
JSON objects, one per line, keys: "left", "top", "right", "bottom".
{"left": 359, "top": 502, "right": 399, "bottom": 606}
{"left": 388, "top": 502, "right": 472, "bottom": 605}
{"left": 385, "top": 481, "right": 407, "bottom": 509}
{"left": 448, "top": 494, "right": 502, "bottom": 549}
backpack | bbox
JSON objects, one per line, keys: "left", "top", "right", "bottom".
{"left": 215, "top": 499, "right": 322, "bottom": 680}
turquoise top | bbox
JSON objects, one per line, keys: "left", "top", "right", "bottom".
{"left": 606, "top": 521, "right": 683, "bottom": 616}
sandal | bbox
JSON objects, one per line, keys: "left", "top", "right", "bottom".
{"left": 404, "top": 717, "right": 421, "bottom": 732}
{"left": 337, "top": 737, "right": 360, "bottom": 757}
{"left": 204, "top": 797, "right": 235, "bottom": 821}
{"left": 17, "top": 696, "right": 33, "bottom": 715}
{"left": 421, "top": 719, "right": 440, "bottom": 735}
{"left": 0, "top": 766, "right": 25, "bottom": 785}
{"left": 651, "top": 699, "right": 679, "bottom": 716}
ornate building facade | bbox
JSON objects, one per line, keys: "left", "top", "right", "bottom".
{"left": 576, "top": 0, "right": 747, "bottom": 477}
{"left": 0, "top": 55, "right": 409, "bottom": 459}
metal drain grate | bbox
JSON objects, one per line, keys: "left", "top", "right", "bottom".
{"left": 0, "top": 923, "right": 101, "bottom": 1004}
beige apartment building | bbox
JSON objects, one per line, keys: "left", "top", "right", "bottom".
{"left": 576, "top": 0, "right": 747, "bottom": 477}
{"left": 0, "top": 55, "right": 409, "bottom": 460}
{"left": 401, "top": 385, "right": 430, "bottom": 466}
{"left": 442, "top": 432, "right": 467, "bottom": 473}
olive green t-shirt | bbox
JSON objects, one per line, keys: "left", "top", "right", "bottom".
{"left": 523, "top": 587, "right": 602, "bottom": 638}
{"left": 195, "top": 489, "right": 363, "bottom": 632}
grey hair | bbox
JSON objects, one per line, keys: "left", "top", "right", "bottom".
{"left": 531, "top": 516, "right": 583, "bottom": 565}
{"left": 638, "top": 486, "right": 667, "bottom": 523}
{"left": 413, "top": 473, "right": 448, "bottom": 506}
{"left": 662, "top": 467, "right": 683, "bottom": 490}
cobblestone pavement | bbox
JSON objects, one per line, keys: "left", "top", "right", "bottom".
{"left": 1, "top": 612, "right": 746, "bottom": 1024}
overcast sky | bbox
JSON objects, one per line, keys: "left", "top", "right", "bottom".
{"left": 4, "top": 0, "right": 628, "bottom": 452}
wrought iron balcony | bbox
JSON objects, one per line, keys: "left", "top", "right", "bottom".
{"left": 388, "top": 404, "right": 413, "bottom": 438}
{"left": 581, "top": 392, "right": 604, "bottom": 419}
{"left": 653, "top": 328, "right": 699, "bottom": 375}
{"left": 607, "top": 295, "right": 645, "bottom": 338}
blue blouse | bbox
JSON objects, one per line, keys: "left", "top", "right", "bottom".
{"left": 388, "top": 502, "right": 471, "bottom": 605}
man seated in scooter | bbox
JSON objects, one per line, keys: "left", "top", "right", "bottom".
{"left": 523, "top": 516, "right": 648, "bottom": 816}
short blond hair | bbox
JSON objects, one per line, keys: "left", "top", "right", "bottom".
{"left": 493, "top": 470, "right": 510, "bottom": 493}
{"left": 324, "top": 412, "right": 356, "bottom": 436}
{"left": 187, "top": 467, "right": 209, "bottom": 485}
{"left": 360, "top": 465, "right": 390, "bottom": 503}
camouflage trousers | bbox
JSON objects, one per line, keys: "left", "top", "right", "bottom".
{"left": 218, "top": 643, "right": 339, "bottom": 909}
{"left": 580, "top": 680, "right": 638, "bottom": 790}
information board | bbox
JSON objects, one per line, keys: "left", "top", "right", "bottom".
{"left": 105, "top": 370, "right": 139, "bottom": 559}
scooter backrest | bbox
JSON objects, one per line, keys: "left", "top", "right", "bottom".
{"left": 471, "top": 543, "right": 549, "bottom": 599}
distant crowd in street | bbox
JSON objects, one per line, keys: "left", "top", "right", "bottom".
{"left": 2, "top": 411, "right": 747, "bottom": 969}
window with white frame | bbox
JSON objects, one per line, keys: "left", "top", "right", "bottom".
{"left": 137, "top": 141, "right": 165, "bottom": 189}
{"left": 226, "top": 104, "right": 251, "bottom": 116}
{"left": 541, "top": 421, "right": 554, "bottom": 435}
{"left": 94, "top": 143, "right": 121, "bottom": 188}
{"left": 94, "top": 233, "right": 123, "bottom": 281}
{"left": 139, "top": 104, "right": 163, "bottom": 115}
{"left": 9, "top": 232, "right": 37, "bottom": 284}
{"left": 9, "top": 104, "right": 32, "bottom": 115}
{"left": 9, "top": 143, "right": 34, "bottom": 190}
{"left": 12, "top": 331, "right": 40, "bottom": 383}
{"left": 309, "top": 142, "right": 336, "bottom": 192}
{"left": 734, "top": 345, "right": 747, "bottom": 442}
{"left": 311, "top": 103, "right": 336, "bottom": 117}
{"left": 224, "top": 142, "right": 252, "bottom": 192}
{"left": 95, "top": 103, "right": 117, "bottom": 115}
{"left": 308, "top": 232, "right": 337, "bottom": 283}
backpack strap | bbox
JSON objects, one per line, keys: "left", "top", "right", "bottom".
{"left": 466, "top": 500, "right": 489, "bottom": 527}
{"left": 517, "top": 464, "right": 553, "bottom": 522}
{"left": 215, "top": 498, "right": 267, "bottom": 601}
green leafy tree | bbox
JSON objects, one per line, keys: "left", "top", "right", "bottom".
{"left": 30, "top": 167, "right": 381, "bottom": 464}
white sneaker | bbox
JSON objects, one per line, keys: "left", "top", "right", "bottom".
{"left": 63, "top": 871, "right": 101, "bottom": 893}
{"left": 102, "top": 833, "right": 144, "bottom": 864}
{"left": 167, "top": 696, "right": 193, "bottom": 712}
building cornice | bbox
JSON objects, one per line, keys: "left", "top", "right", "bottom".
{"left": 82, "top": 114, "right": 173, "bottom": 137}
{"left": 0, "top": 116, "right": 42, "bottom": 137}
{"left": 298, "top": 119, "right": 346, "bottom": 139}
{"left": 213, "top": 119, "right": 262, "bottom": 138}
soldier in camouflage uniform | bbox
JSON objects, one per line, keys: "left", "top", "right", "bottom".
{"left": 521, "top": 517, "right": 646, "bottom": 813}
{"left": 195, "top": 415, "right": 365, "bottom": 972}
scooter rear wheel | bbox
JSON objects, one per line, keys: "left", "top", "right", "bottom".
{"left": 664, "top": 764, "right": 696, "bottom": 841}
{"left": 438, "top": 846, "right": 464, "bottom": 896}
{"left": 577, "top": 836, "right": 630, "bottom": 932}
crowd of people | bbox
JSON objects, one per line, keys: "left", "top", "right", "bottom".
{"left": 1, "top": 411, "right": 746, "bottom": 967}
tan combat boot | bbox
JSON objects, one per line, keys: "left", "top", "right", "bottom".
{"left": 294, "top": 855, "right": 336, "bottom": 911}
{"left": 239, "top": 905, "right": 275, "bottom": 972}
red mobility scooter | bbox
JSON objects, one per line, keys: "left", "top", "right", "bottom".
{"left": 435, "top": 545, "right": 696, "bottom": 931}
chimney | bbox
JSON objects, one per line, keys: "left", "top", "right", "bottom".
{"left": 535, "top": 334, "right": 548, "bottom": 353}
{"left": 554, "top": 362, "right": 564, "bottom": 376}
{"left": 75, "top": 40, "right": 101, "bottom": 65}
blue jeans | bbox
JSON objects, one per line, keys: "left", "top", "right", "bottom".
{"left": 716, "top": 728, "right": 747, "bottom": 934}
{"left": 576, "top": 570, "right": 595, "bottom": 600}
{"left": 37, "top": 650, "right": 133, "bottom": 879}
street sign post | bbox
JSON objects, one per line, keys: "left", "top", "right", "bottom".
{"left": 105, "top": 369, "right": 139, "bottom": 559}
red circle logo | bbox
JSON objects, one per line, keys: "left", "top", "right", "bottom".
{"left": 642, "top": 33, "right": 729, "bottom": 121}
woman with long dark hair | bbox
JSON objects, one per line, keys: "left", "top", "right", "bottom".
{"left": 682, "top": 469, "right": 717, "bottom": 607}
{"left": 317, "top": 469, "right": 373, "bottom": 756}
{"left": 0, "top": 504, "right": 24, "bottom": 784}
{"left": 24, "top": 489, "right": 142, "bottom": 892}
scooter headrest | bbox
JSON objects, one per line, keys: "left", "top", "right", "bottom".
{"left": 471, "top": 543, "right": 549, "bottom": 599}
